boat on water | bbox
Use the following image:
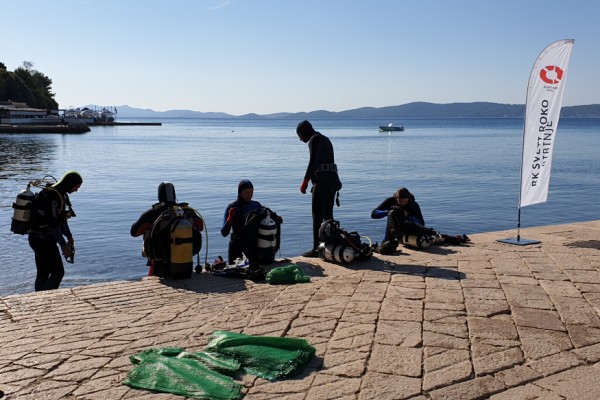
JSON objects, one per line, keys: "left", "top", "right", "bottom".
{"left": 0, "top": 102, "right": 161, "bottom": 129}
{"left": 378, "top": 123, "right": 405, "bottom": 132}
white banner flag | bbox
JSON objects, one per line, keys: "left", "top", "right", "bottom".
{"left": 520, "top": 39, "right": 574, "bottom": 208}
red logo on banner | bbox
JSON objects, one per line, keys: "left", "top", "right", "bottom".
{"left": 540, "top": 65, "right": 564, "bottom": 84}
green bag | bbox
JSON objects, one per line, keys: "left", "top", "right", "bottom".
{"left": 265, "top": 264, "right": 310, "bottom": 284}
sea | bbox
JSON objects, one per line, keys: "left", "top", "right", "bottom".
{"left": 1, "top": 117, "right": 599, "bottom": 296}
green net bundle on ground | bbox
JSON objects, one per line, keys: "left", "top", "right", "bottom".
{"left": 123, "top": 331, "right": 316, "bottom": 399}
{"left": 122, "top": 347, "right": 242, "bottom": 400}
{"left": 204, "top": 330, "right": 316, "bottom": 381}
{"left": 265, "top": 264, "right": 311, "bottom": 284}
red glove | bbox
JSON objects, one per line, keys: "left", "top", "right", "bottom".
{"left": 226, "top": 207, "right": 236, "bottom": 225}
{"left": 300, "top": 179, "right": 309, "bottom": 194}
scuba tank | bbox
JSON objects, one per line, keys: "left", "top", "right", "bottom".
{"left": 257, "top": 210, "right": 277, "bottom": 249}
{"left": 170, "top": 209, "right": 194, "bottom": 279}
{"left": 257, "top": 210, "right": 278, "bottom": 264}
{"left": 11, "top": 184, "right": 36, "bottom": 235}
{"left": 400, "top": 234, "right": 432, "bottom": 249}
{"left": 317, "top": 242, "right": 356, "bottom": 263}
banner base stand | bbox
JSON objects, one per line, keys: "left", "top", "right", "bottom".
{"left": 496, "top": 237, "right": 541, "bottom": 246}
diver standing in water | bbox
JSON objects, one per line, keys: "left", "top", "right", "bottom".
{"left": 28, "top": 171, "right": 82, "bottom": 291}
{"left": 296, "top": 120, "right": 342, "bottom": 257}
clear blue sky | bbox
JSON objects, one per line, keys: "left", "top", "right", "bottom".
{"left": 2, "top": 0, "right": 598, "bottom": 115}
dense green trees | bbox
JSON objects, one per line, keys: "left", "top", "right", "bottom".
{"left": 0, "top": 61, "right": 58, "bottom": 109}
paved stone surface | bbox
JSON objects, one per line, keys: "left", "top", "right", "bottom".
{"left": 1, "top": 220, "right": 599, "bottom": 399}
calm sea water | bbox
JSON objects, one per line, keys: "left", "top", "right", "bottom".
{"left": 1, "top": 117, "right": 599, "bottom": 296}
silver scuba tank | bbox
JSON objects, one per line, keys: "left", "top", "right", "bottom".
{"left": 400, "top": 234, "right": 432, "bottom": 249}
{"left": 257, "top": 210, "right": 277, "bottom": 250}
{"left": 11, "top": 185, "right": 36, "bottom": 234}
{"left": 317, "top": 242, "right": 356, "bottom": 263}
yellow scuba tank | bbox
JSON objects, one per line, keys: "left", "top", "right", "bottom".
{"left": 170, "top": 208, "right": 194, "bottom": 279}
{"left": 11, "top": 184, "right": 36, "bottom": 235}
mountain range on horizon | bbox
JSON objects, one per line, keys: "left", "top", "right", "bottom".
{"left": 93, "top": 101, "right": 600, "bottom": 119}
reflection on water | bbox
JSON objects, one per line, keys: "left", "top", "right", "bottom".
{"left": 0, "top": 136, "right": 56, "bottom": 180}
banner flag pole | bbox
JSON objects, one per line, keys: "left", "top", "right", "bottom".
{"left": 498, "top": 39, "right": 574, "bottom": 245}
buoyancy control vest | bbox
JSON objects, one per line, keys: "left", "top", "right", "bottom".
{"left": 145, "top": 203, "right": 203, "bottom": 279}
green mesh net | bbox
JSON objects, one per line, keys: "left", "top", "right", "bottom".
{"left": 204, "top": 330, "right": 316, "bottom": 381}
{"left": 265, "top": 264, "right": 311, "bottom": 284}
{"left": 123, "top": 348, "right": 242, "bottom": 400}
{"left": 123, "top": 332, "right": 316, "bottom": 398}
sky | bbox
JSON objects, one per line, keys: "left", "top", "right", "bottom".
{"left": 2, "top": 0, "right": 599, "bottom": 115}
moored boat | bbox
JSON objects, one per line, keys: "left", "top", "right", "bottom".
{"left": 378, "top": 123, "right": 405, "bottom": 132}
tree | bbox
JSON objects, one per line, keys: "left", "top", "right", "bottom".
{"left": 0, "top": 61, "right": 58, "bottom": 109}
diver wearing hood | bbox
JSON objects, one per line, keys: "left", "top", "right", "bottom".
{"left": 221, "top": 180, "right": 264, "bottom": 265}
{"left": 371, "top": 187, "right": 425, "bottom": 247}
{"left": 131, "top": 182, "right": 203, "bottom": 277}
{"left": 28, "top": 171, "right": 82, "bottom": 291}
{"left": 296, "top": 120, "right": 342, "bottom": 257}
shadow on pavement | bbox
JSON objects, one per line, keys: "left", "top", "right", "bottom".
{"left": 566, "top": 240, "right": 600, "bottom": 249}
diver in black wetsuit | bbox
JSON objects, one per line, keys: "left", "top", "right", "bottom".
{"left": 220, "top": 180, "right": 264, "bottom": 265}
{"left": 296, "top": 120, "right": 342, "bottom": 257}
{"left": 371, "top": 187, "right": 425, "bottom": 243}
{"left": 131, "top": 182, "right": 204, "bottom": 277}
{"left": 28, "top": 171, "right": 82, "bottom": 291}
{"left": 131, "top": 182, "right": 178, "bottom": 277}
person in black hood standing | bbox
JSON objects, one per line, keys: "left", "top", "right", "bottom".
{"left": 28, "top": 171, "right": 82, "bottom": 291}
{"left": 296, "top": 120, "right": 342, "bottom": 257}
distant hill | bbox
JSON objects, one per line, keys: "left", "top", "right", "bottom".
{"left": 101, "top": 102, "right": 600, "bottom": 119}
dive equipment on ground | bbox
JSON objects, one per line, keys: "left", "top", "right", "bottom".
{"left": 375, "top": 239, "right": 399, "bottom": 255}
{"left": 317, "top": 219, "right": 373, "bottom": 263}
{"left": 206, "top": 255, "right": 266, "bottom": 281}
{"left": 317, "top": 242, "right": 356, "bottom": 263}
{"left": 400, "top": 233, "right": 433, "bottom": 249}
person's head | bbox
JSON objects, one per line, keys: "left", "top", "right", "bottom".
{"left": 296, "top": 120, "right": 316, "bottom": 143}
{"left": 158, "top": 181, "right": 176, "bottom": 204}
{"left": 394, "top": 187, "right": 412, "bottom": 206}
{"left": 55, "top": 171, "right": 83, "bottom": 193}
{"left": 237, "top": 179, "right": 254, "bottom": 202}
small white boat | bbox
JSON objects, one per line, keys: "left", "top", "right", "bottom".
{"left": 378, "top": 123, "right": 405, "bottom": 132}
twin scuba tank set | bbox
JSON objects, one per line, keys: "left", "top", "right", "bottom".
{"left": 11, "top": 176, "right": 77, "bottom": 263}
{"left": 317, "top": 219, "right": 374, "bottom": 263}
